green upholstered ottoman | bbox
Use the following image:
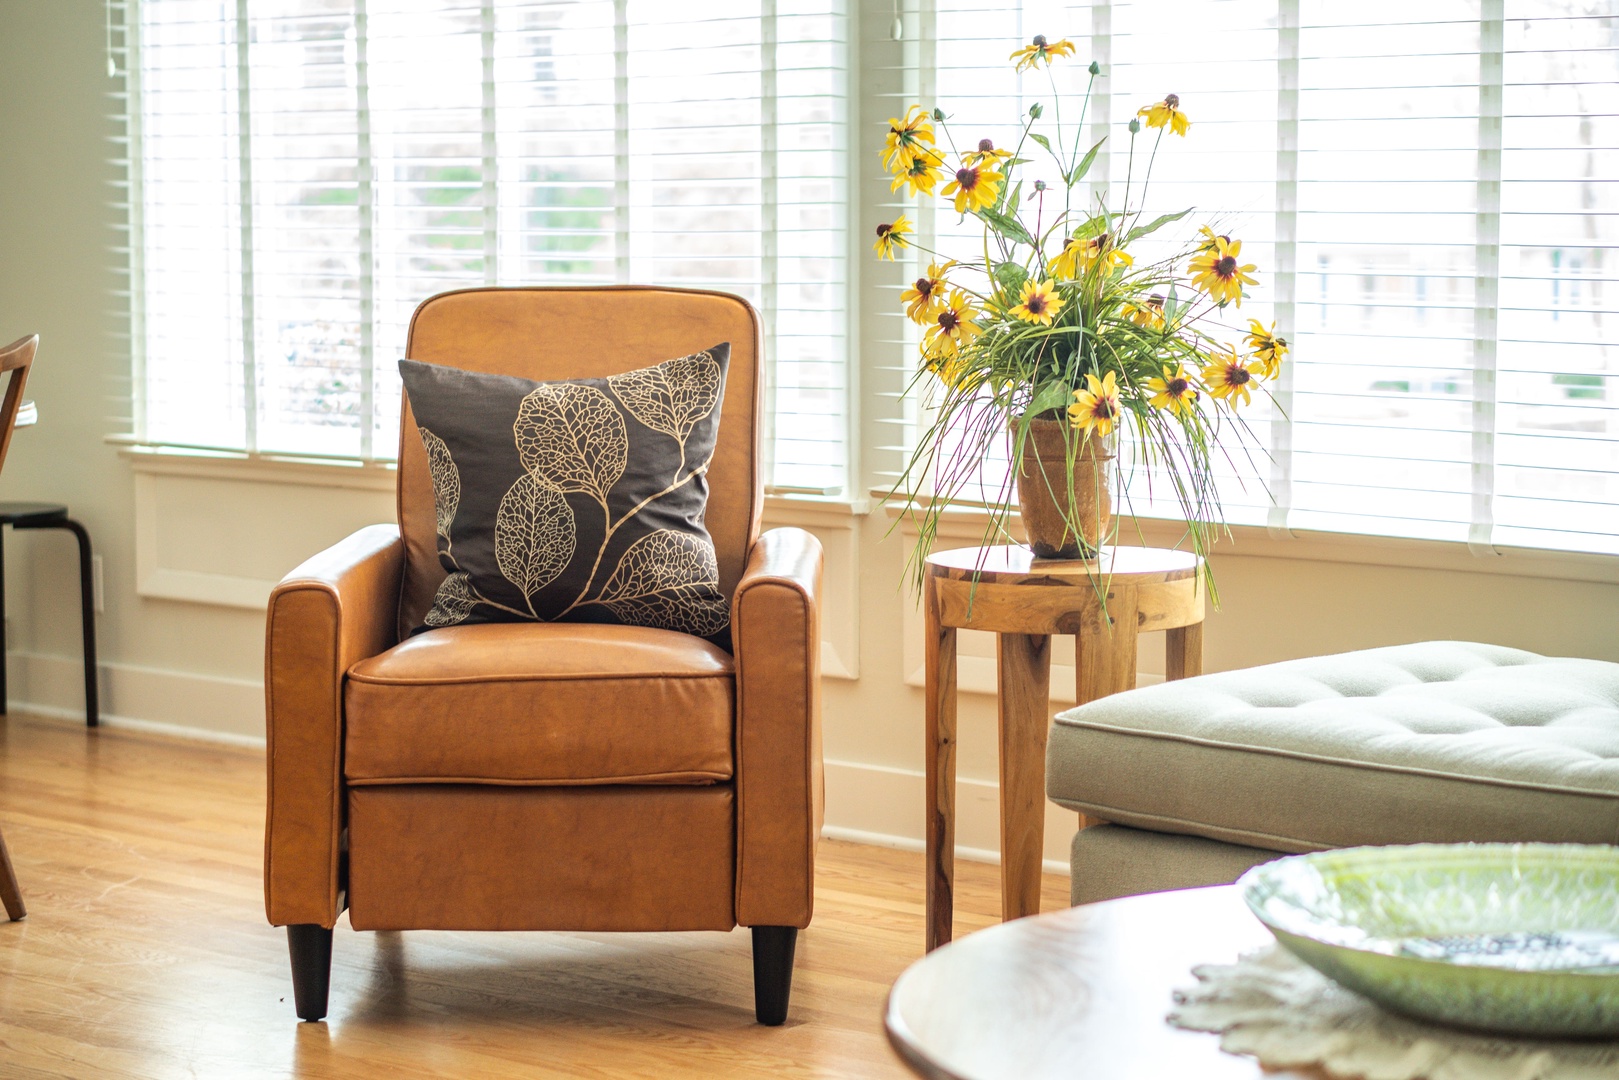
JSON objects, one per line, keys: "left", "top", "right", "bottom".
{"left": 1045, "top": 641, "right": 1619, "bottom": 905}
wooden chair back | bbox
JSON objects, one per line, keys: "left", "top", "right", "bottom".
{"left": 0, "top": 335, "right": 37, "bottom": 480}
{"left": 0, "top": 333, "right": 33, "bottom": 921}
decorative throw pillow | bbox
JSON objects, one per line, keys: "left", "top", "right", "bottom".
{"left": 398, "top": 344, "right": 731, "bottom": 646}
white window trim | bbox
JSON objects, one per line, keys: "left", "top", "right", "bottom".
{"left": 875, "top": 490, "right": 1619, "bottom": 586}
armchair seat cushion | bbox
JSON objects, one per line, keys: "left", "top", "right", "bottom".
{"left": 344, "top": 622, "right": 734, "bottom": 786}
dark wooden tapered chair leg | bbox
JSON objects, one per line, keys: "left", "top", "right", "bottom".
{"left": 751, "top": 926, "right": 798, "bottom": 1026}
{"left": 0, "top": 828, "right": 24, "bottom": 921}
{"left": 287, "top": 924, "right": 333, "bottom": 1021}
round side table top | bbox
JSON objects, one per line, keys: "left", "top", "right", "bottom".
{"left": 925, "top": 544, "right": 1201, "bottom": 586}
{"left": 885, "top": 885, "right": 1321, "bottom": 1080}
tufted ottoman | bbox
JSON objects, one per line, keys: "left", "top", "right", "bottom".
{"left": 1045, "top": 641, "right": 1619, "bottom": 905}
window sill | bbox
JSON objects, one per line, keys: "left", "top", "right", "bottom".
{"left": 875, "top": 491, "right": 1619, "bottom": 587}
{"left": 113, "top": 439, "right": 876, "bottom": 518}
{"left": 113, "top": 438, "right": 398, "bottom": 491}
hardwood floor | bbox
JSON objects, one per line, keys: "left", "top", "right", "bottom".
{"left": 0, "top": 713, "right": 1070, "bottom": 1079}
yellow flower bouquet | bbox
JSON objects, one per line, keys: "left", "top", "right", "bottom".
{"left": 877, "top": 38, "right": 1289, "bottom": 589}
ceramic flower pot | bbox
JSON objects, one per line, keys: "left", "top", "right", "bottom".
{"left": 1012, "top": 416, "right": 1113, "bottom": 559}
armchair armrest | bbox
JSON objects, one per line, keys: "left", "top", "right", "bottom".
{"left": 732, "top": 526, "right": 824, "bottom": 928}
{"left": 264, "top": 524, "right": 404, "bottom": 928}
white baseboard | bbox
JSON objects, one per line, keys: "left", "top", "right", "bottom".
{"left": 5, "top": 650, "right": 264, "bottom": 743}
{"left": 823, "top": 758, "right": 1074, "bottom": 876}
{"left": 17, "top": 701, "right": 267, "bottom": 749}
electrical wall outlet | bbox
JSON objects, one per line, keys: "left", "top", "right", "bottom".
{"left": 92, "top": 554, "right": 105, "bottom": 614}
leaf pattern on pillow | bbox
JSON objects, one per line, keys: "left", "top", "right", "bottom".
{"left": 424, "top": 571, "right": 479, "bottom": 628}
{"left": 606, "top": 349, "right": 723, "bottom": 443}
{"left": 514, "top": 383, "right": 627, "bottom": 505}
{"left": 420, "top": 427, "right": 460, "bottom": 541}
{"left": 592, "top": 529, "right": 730, "bottom": 637}
{"left": 495, "top": 473, "right": 576, "bottom": 607}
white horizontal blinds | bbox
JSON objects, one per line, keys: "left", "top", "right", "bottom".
{"left": 768, "top": 2, "right": 850, "bottom": 493}
{"left": 903, "top": 0, "right": 1619, "bottom": 554}
{"left": 620, "top": 1, "right": 850, "bottom": 493}
{"left": 1103, "top": 0, "right": 1283, "bottom": 527}
{"left": 494, "top": 1, "right": 616, "bottom": 282}
{"left": 135, "top": 1, "right": 250, "bottom": 451}
{"left": 867, "top": 0, "right": 934, "bottom": 491}
{"left": 248, "top": 1, "right": 370, "bottom": 458}
{"left": 128, "top": 0, "right": 848, "bottom": 490}
{"left": 1285, "top": 1, "right": 1490, "bottom": 542}
{"left": 365, "top": 0, "right": 494, "bottom": 456}
{"left": 1492, "top": 3, "right": 1619, "bottom": 554}
{"left": 923, "top": 0, "right": 1052, "bottom": 504}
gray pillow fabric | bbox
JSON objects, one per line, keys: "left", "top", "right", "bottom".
{"left": 398, "top": 344, "right": 731, "bottom": 647}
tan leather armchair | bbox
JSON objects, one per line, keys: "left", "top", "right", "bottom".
{"left": 264, "top": 287, "right": 824, "bottom": 1025}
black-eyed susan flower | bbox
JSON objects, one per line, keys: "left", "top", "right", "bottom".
{"left": 943, "top": 163, "right": 1004, "bottom": 215}
{"left": 1245, "top": 319, "right": 1289, "bottom": 378}
{"left": 891, "top": 155, "right": 943, "bottom": 198}
{"left": 963, "top": 138, "right": 1012, "bottom": 168}
{"left": 883, "top": 106, "right": 936, "bottom": 172}
{"left": 873, "top": 215, "right": 913, "bottom": 261}
{"left": 1049, "top": 231, "right": 1133, "bottom": 280}
{"left": 1009, "top": 278, "right": 1065, "bottom": 326}
{"left": 924, "top": 288, "right": 982, "bottom": 358}
{"left": 1188, "top": 235, "right": 1257, "bottom": 307}
{"left": 923, "top": 350, "right": 968, "bottom": 391}
{"left": 1203, "top": 350, "right": 1260, "bottom": 407}
{"left": 1145, "top": 364, "right": 1199, "bottom": 417}
{"left": 1009, "top": 35, "right": 1077, "bottom": 73}
{"left": 1068, "top": 370, "right": 1122, "bottom": 437}
{"left": 1122, "top": 294, "right": 1166, "bottom": 330}
{"left": 1137, "top": 94, "right": 1191, "bottom": 137}
{"left": 901, "top": 261, "right": 954, "bottom": 323}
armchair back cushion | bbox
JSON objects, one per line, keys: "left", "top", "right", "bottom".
{"left": 397, "top": 287, "right": 763, "bottom": 640}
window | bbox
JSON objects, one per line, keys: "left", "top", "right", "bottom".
{"left": 113, "top": 0, "right": 850, "bottom": 495}
{"left": 890, "top": 0, "right": 1617, "bottom": 555}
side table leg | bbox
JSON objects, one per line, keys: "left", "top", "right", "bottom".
{"left": 924, "top": 572, "right": 958, "bottom": 952}
{"left": 1075, "top": 586, "right": 1139, "bottom": 704}
{"left": 1167, "top": 622, "right": 1204, "bottom": 681}
{"left": 996, "top": 632, "right": 1050, "bottom": 924}
{"left": 1074, "top": 587, "right": 1140, "bottom": 831}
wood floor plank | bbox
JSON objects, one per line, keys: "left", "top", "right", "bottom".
{"left": 0, "top": 714, "right": 1070, "bottom": 1078}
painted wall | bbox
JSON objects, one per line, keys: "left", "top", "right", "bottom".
{"left": 2, "top": 2, "right": 1616, "bottom": 875}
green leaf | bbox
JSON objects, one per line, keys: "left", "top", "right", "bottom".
{"left": 993, "top": 261, "right": 1029, "bottom": 296}
{"left": 1065, "top": 138, "right": 1106, "bottom": 187}
{"left": 1064, "top": 212, "right": 1108, "bottom": 242}
{"left": 1030, "top": 132, "right": 1054, "bottom": 154}
{"left": 1164, "top": 285, "right": 1180, "bottom": 323}
{"left": 1025, "top": 380, "right": 1074, "bottom": 419}
{"left": 1124, "top": 207, "right": 1192, "bottom": 244}
{"left": 996, "top": 178, "right": 1023, "bottom": 215}
{"left": 975, "top": 206, "right": 1035, "bottom": 247}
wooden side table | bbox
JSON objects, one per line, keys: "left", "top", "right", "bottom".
{"left": 924, "top": 545, "right": 1204, "bottom": 952}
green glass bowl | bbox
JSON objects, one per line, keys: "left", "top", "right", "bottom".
{"left": 1239, "top": 844, "right": 1619, "bottom": 1037}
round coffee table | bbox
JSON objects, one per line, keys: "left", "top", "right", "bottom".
{"left": 885, "top": 885, "right": 1322, "bottom": 1079}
